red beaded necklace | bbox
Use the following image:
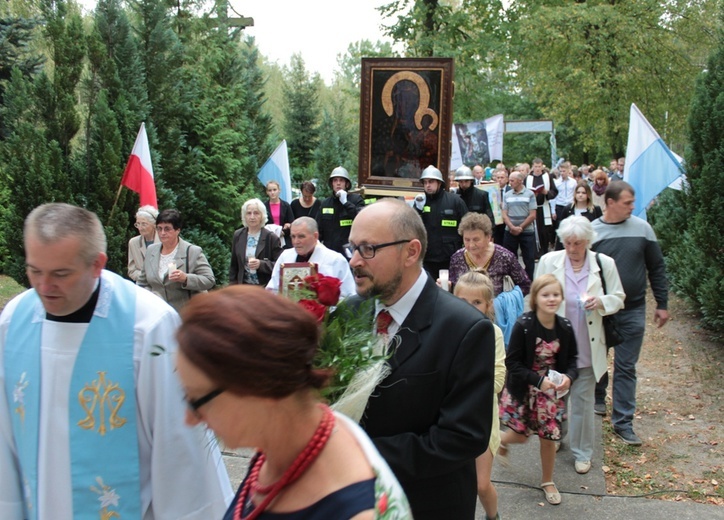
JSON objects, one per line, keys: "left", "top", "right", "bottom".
{"left": 233, "top": 404, "right": 335, "bottom": 520}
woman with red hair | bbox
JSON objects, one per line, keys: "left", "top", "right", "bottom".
{"left": 175, "top": 286, "right": 411, "bottom": 519}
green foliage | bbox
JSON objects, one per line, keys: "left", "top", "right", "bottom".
{"left": 650, "top": 17, "right": 724, "bottom": 333}
{"left": 239, "top": 36, "right": 273, "bottom": 173}
{"left": 379, "top": 1, "right": 715, "bottom": 165}
{"left": 38, "top": 0, "right": 85, "bottom": 157}
{"left": 282, "top": 54, "right": 321, "bottom": 178}
{"left": 0, "top": 17, "right": 44, "bottom": 139}
{"left": 314, "top": 296, "right": 385, "bottom": 403}
{"left": 180, "top": 227, "right": 229, "bottom": 287}
{"left": 335, "top": 39, "right": 397, "bottom": 90}
{"left": 1, "top": 72, "right": 70, "bottom": 284}
{"left": 511, "top": 0, "right": 718, "bottom": 159}
{"left": 0, "top": 0, "right": 272, "bottom": 289}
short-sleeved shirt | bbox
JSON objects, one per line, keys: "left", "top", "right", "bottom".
{"left": 503, "top": 188, "right": 536, "bottom": 233}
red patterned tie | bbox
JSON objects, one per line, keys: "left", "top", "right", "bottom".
{"left": 376, "top": 310, "right": 394, "bottom": 336}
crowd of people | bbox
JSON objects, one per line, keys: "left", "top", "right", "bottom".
{"left": 0, "top": 155, "right": 669, "bottom": 520}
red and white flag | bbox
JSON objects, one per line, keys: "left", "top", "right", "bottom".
{"left": 121, "top": 123, "right": 157, "bottom": 208}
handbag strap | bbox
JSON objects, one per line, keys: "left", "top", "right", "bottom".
{"left": 594, "top": 252, "right": 608, "bottom": 295}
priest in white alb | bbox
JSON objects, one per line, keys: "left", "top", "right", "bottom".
{"left": 0, "top": 203, "right": 232, "bottom": 519}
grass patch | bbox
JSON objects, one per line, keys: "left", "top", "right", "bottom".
{"left": 0, "top": 275, "right": 24, "bottom": 310}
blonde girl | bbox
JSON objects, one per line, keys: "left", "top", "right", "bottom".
{"left": 498, "top": 274, "right": 578, "bottom": 506}
{"left": 454, "top": 270, "right": 505, "bottom": 520}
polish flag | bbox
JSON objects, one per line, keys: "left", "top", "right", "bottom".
{"left": 121, "top": 123, "right": 157, "bottom": 208}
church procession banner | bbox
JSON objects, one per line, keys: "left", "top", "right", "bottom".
{"left": 450, "top": 114, "right": 504, "bottom": 171}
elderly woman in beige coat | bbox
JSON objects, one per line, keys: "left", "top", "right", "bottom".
{"left": 137, "top": 209, "right": 215, "bottom": 312}
{"left": 535, "top": 216, "right": 625, "bottom": 475}
{"left": 127, "top": 205, "right": 160, "bottom": 281}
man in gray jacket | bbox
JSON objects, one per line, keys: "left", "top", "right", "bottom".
{"left": 591, "top": 182, "right": 669, "bottom": 446}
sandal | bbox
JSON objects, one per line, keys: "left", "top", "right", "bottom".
{"left": 541, "top": 481, "right": 561, "bottom": 505}
{"left": 497, "top": 442, "right": 510, "bottom": 468}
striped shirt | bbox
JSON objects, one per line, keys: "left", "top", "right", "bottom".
{"left": 503, "top": 188, "right": 537, "bottom": 233}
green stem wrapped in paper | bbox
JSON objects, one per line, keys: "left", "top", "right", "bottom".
{"left": 286, "top": 273, "right": 390, "bottom": 422}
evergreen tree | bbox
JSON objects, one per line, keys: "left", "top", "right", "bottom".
{"left": 1, "top": 0, "right": 83, "bottom": 285}
{"left": 315, "top": 108, "right": 346, "bottom": 191}
{"left": 282, "top": 53, "right": 320, "bottom": 178}
{"left": 239, "top": 36, "right": 273, "bottom": 175}
{"left": 128, "top": 0, "right": 187, "bottom": 210}
{"left": 36, "top": 0, "right": 85, "bottom": 160}
{"left": 80, "top": 0, "right": 150, "bottom": 269}
{"left": 652, "top": 15, "right": 724, "bottom": 332}
{"left": 0, "top": 15, "right": 44, "bottom": 265}
{"left": 259, "top": 59, "right": 285, "bottom": 136}
{"left": 86, "top": 89, "right": 131, "bottom": 276}
{"left": 164, "top": 6, "right": 259, "bottom": 282}
{"left": 1, "top": 69, "right": 70, "bottom": 284}
{"left": 87, "top": 0, "right": 149, "bottom": 148}
{"left": 0, "top": 17, "right": 44, "bottom": 139}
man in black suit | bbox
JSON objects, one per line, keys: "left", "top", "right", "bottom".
{"left": 345, "top": 198, "right": 495, "bottom": 520}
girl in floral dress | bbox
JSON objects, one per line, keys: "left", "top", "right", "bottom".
{"left": 498, "top": 274, "right": 578, "bottom": 505}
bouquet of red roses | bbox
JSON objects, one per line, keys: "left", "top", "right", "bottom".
{"left": 295, "top": 273, "right": 342, "bottom": 323}
{"left": 286, "top": 274, "right": 386, "bottom": 412}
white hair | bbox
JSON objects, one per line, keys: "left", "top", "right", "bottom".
{"left": 135, "top": 205, "right": 159, "bottom": 224}
{"left": 557, "top": 216, "right": 596, "bottom": 246}
{"left": 241, "top": 198, "right": 268, "bottom": 227}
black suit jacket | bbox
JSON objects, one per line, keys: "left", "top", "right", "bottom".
{"left": 349, "top": 275, "right": 495, "bottom": 520}
{"left": 458, "top": 184, "right": 494, "bottom": 223}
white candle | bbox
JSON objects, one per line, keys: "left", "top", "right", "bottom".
{"left": 439, "top": 269, "right": 449, "bottom": 291}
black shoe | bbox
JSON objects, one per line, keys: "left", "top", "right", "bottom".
{"left": 594, "top": 403, "right": 607, "bottom": 416}
{"left": 614, "top": 428, "right": 642, "bottom": 446}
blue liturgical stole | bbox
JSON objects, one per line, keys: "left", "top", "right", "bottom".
{"left": 4, "top": 273, "right": 141, "bottom": 519}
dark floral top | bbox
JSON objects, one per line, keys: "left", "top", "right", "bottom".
{"left": 449, "top": 244, "right": 531, "bottom": 296}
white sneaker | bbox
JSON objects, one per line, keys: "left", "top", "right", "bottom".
{"left": 575, "top": 460, "right": 591, "bottom": 474}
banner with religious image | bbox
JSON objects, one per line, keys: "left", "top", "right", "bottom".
{"left": 450, "top": 114, "right": 504, "bottom": 170}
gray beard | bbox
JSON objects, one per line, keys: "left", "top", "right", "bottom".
{"left": 365, "top": 269, "right": 403, "bottom": 304}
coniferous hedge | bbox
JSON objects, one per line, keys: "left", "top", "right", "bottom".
{"left": 649, "top": 17, "right": 724, "bottom": 334}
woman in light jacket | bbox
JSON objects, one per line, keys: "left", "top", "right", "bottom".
{"left": 535, "top": 216, "right": 625, "bottom": 475}
{"left": 127, "top": 205, "right": 160, "bottom": 281}
{"left": 137, "top": 209, "right": 215, "bottom": 312}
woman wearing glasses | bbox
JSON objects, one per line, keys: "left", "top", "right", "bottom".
{"left": 176, "top": 286, "right": 412, "bottom": 519}
{"left": 137, "top": 209, "right": 215, "bottom": 311}
{"left": 127, "top": 205, "right": 160, "bottom": 282}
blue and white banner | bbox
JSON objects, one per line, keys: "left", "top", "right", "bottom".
{"left": 624, "top": 104, "right": 685, "bottom": 218}
{"left": 257, "top": 140, "right": 292, "bottom": 202}
{"left": 450, "top": 114, "right": 504, "bottom": 171}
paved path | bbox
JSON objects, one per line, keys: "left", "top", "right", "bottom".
{"left": 221, "top": 415, "right": 722, "bottom": 519}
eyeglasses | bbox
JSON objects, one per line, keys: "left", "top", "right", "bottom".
{"left": 134, "top": 221, "right": 151, "bottom": 228}
{"left": 344, "top": 239, "right": 412, "bottom": 260}
{"left": 185, "top": 388, "right": 224, "bottom": 415}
